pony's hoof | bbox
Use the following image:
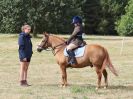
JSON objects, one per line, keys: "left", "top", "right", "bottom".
{"left": 58, "top": 84, "right": 67, "bottom": 88}
{"left": 95, "top": 87, "right": 99, "bottom": 90}
{"left": 58, "top": 85, "right": 64, "bottom": 88}
{"left": 104, "top": 86, "right": 107, "bottom": 89}
{"left": 63, "top": 85, "right": 67, "bottom": 88}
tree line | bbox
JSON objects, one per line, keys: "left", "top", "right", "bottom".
{"left": 0, "top": 0, "right": 132, "bottom": 37}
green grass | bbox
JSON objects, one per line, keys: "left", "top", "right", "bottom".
{"left": 70, "top": 85, "right": 95, "bottom": 93}
{"left": 0, "top": 34, "right": 133, "bottom": 99}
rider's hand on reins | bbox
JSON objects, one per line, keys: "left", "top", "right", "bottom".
{"left": 65, "top": 41, "right": 68, "bottom": 45}
{"left": 65, "top": 40, "right": 70, "bottom": 45}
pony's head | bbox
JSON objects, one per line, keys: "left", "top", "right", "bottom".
{"left": 37, "top": 32, "right": 50, "bottom": 52}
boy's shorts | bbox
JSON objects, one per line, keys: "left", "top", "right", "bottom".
{"left": 20, "top": 58, "right": 31, "bottom": 62}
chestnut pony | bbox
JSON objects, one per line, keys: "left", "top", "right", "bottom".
{"left": 37, "top": 33, "right": 118, "bottom": 89}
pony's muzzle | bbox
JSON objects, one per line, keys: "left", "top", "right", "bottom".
{"left": 37, "top": 48, "right": 42, "bottom": 52}
{"left": 37, "top": 45, "right": 43, "bottom": 52}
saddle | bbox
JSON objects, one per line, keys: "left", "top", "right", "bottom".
{"left": 64, "top": 42, "right": 86, "bottom": 57}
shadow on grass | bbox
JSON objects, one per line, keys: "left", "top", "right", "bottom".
{"left": 72, "top": 84, "right": 133, "bottom": 91}
{"left": 108, "top": 85, "right": 133, "bottom": 91}
{"left": 39, "top": 83, "right": 133, "bottom": 91}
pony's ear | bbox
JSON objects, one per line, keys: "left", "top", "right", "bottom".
{"left": 43, "top": 32, "right": 48, "bottom": 36}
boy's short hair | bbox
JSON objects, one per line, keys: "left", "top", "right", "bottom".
{"left": 21, "top": 24, "right": 31, "bottom": 32}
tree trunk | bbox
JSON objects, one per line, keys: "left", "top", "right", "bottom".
{"left": 33, "top": 23, "right": 37, "bottom": 37}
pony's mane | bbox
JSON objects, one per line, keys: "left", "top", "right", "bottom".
{"left": 50, "top": 34, "right": 66, "bottom": 42}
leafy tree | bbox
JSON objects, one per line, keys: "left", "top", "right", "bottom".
{"left": 82, "top": 0, "right": 101, "bottom": 35}
{"left": 82, "top": 0, "right": 128, "bottom": 35}
{"left": 98, "top": 0, "right": 127, "bottom": 35}
{"left": 116, "top": 0, "right": 133, "bottom": 36}
{"left": 0, "top": 0, "right": 85, "bottom": 37}
{"left": 0, "top": 0, "right": 129, "bottom": 36}
{"left": 0, "top": 0, "right": 17, "bottom": 33}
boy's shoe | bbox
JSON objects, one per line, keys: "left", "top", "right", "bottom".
{"left": 20, "top": 80, "right": 31, "bottom": 87}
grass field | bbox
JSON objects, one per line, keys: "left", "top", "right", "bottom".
{"left": 0, "top": 34, "right": 133, "bottom": 99}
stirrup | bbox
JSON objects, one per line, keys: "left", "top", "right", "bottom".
{"left": 68, "top": 58, "right": 76, "bottom": 65}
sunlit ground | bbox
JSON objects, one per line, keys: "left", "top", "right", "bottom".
{"left": 0, "top": 34, "right": 133, "bottom": 99}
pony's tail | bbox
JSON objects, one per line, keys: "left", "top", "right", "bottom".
{"left": 101, "top": 48, "right": 118, "bottom": 76}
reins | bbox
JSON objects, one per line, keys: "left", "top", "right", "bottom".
{"left": 52, "top": 42, "right": 66, "bottom": 56}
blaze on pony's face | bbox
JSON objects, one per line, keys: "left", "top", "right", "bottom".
{"left": 37, "top": 32, "right": 49, "bottom": 52}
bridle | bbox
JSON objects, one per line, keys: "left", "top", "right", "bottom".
{"left": 38, "top": 34, "right": 66, "bottom": 56}
{"left": 37, "top": 35, "right": 49, "bottom": 50}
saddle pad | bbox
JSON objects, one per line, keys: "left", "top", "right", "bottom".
{"left": 64, "top": 46, "right": 85, "bottom": 57}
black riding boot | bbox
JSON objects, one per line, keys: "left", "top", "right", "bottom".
{"left": 67, "top": 50, "right": 76, "bottom": 65}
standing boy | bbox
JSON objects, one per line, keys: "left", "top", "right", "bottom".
{"left": 18, "top": 24, "right": 33, "bottom": 86}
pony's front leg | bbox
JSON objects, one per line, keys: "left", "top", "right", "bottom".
{"left": 60, "top": 65, "right": 67, "bottom": 87}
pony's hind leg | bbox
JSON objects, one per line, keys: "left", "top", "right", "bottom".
{"left": 95, "top": 66, "right": 102, "bottom": 90}
{"left": 102, "top": 69, "right": 108, "bottom": 89}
